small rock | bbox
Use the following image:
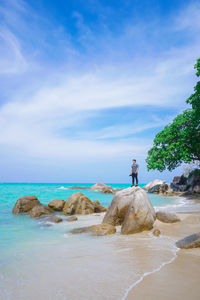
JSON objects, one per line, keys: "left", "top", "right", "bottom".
{"left": 63, "top": 193, "right": 95, "bottom": 215}
{"left": 70, "top": 224, "right": 116, "bottom": 236}
{"left": 153, "top": 229, "right": 161, "bottom": 236}
{"left": 176, "top": 233, "right": 200, "bottom": 249}
{"left": 29, "top": 205, "right": 54, "bottom": 218}
{"left": 48, "top": 199, "right": 65, "bottom": 211}
{"left": 66, "top": 216, "right": 78, "bottom": 222}
{"left": 93, "top": 200, "right": 107, "bottom": 213}
{"left": 156, "top": 211, "right": 180, "bottom": 223}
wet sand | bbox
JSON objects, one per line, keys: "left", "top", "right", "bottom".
{"left": 126, "top": 212, "right": 200, "bottom": 300}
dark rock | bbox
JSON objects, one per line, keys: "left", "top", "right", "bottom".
{"left": 156, "top": 211, "right": 180, "bottom": 223}
{"left": 12, "top": 196, "right": 41, "bottom": 214}
{"left": 148, "top": 183, "right": 169, "bottom": 194}
{"left": 70, "top": 224, "right": 116, "bottom": 236}
{"left": 176, "top": 233, "right": 200, "bottom": 249}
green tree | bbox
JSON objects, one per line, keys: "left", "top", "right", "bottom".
{"left": 146, "top": 58, "right": 200, "bottom": 171}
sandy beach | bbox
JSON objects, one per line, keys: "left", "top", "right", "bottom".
{"left": 126, "top": 212, "right": 200, "bottom": 300}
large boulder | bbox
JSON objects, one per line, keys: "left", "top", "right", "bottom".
{"left": 12, "top": 195, "right": 41, "bottom": 214}
{"left": 29, "top": 205, "right": 54, "bottom": 218}
{"left": 156, "top": 211, "right": 180, "bottom": 223}
{"left": 48, "top": 199, "right": 65, "bottom": 211}
{"left": 176, "top": 233, "right": 200, "bottom": 249}
{"left": 70, "top": 224, "right": 116, "bottom": 236}
{"left": 93, "top": 200, "right": 107, "bottom": 213}
{"left": 143, "top": 179, "right": 167, "bottom": 191}
{"left": 103, "top": 187, "right": 156, "bottom": 235}
{"left": 172, "top": 175, "right": 187, "bottom": 185}
{"left": 63, "top": 192, "right": 95, "bottom": 215}
{"left": 121, "top": 189, "right": 156, "bottom": 234}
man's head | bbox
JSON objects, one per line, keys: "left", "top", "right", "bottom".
{"left": 132, "top": 159, "right": 136, "bottom": 164}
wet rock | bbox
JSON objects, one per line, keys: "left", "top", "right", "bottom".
{"left": 63, "top": 192, "right": 95, "bottom": 215}
{"left": 29, "top": 205, "right": 54, "bottom": 218}
{"left": 153, "top": 229, "right": 161, "bottom": 236}
{"left": 93, "top": 200, "right": 107, "bottom": 213}
{"left": 121, "top": 188, "right": 156, "bottom": 234}
{"left": 70, "top": 224, "right": 116, "bottom": 236}
{"left": 176, "top": 233, "right": 200, "bottom": 249}
{"left": 156, "top": 211, "right": 180, "bottom": 223}
{"left": 66, "top": 216, "right": 78, "bottom": 222}
{"left": 48, "top": 199, "right": 65, "bottom": 211}
{"left": 41, "top": 216, "right": 63, "bottom": 223}
{"left": 148, "top": 183, "right": 169, "bottom": 194}
{"left": 12, "top": 195, "right": 41, "bottom": 214}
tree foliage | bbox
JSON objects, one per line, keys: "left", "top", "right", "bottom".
{"left": 146, "top": 58, "right": 200, "bottom": 171}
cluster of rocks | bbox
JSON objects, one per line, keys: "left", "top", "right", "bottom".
{"left": 12, "top": 192, "right": 107, "bottom": 224}
{"left": 143, "top": 173, "right": 200, "bottom": 196}
{"left": 69, "top": 182, "right": 116, "bottom": 194}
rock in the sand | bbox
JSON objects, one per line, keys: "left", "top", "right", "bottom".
{"left": 68, "top": 186, "right": 90, "bottom": 190}
{"left": 66, "top": 216, "right": 78, "bottom": 222}
{"left": 143, "top": 179, "right": 167, "bottom": 191}
{"left": 90, "top": 183, "right": 114, "bottom": 193}
{"left": 156, "top": 211, "right": 180, "bottom": 223}
{"left": 103, "top": 187, "right": 156, "bottom": 234}
{"left": 63, "top": 192, "right": 95, "bottom": 215}
{"left": 12, "top": 195, "right": 41, "bottom": 214}
{"left": 153, "top": 229, "right": 161, "bottom": 237}
{"left": 29, "top": 205, "right": 54, "bottom": 218}
{"left": 176, "top": 233, "right": 200, "bottom": 249}
{"left": 93, "top": 200, "right": 107, "bottom": 213}
{"left": 121, "top": 188, "right": 156, "bottom": 234}
{"left": 70, "top": 224, "right": 116, "bottom": 236}
{"left": 48, "top": 199, "right": 65, "bottom": 211}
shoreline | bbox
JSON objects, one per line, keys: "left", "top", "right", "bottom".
{"left": 125, "top": 211, "right": 200, "bottom": 300}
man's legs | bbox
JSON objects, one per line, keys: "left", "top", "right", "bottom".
{"left": 135, "top": 173, "right": 138, "bottom": 186}
{"left": 132, "top": 173, "right": 135, "bottom": 186}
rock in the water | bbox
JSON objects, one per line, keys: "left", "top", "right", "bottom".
{"left": 66, "top": 216, "right": 78, "bottom": 222}
{"left": 68, "top": 186, "right": 90, "bottom": 190}
{"left": 176, "top": 233, "right": 200, "bottom": 249}
{"left": 156, "top": 211, "right": 180, "bottom": 223}
{"left": 93, "top": 200, "right": 107, "bottom": 213}
{"left": 29, "top": 205, "right": 54, "bottom": 218}
{"left": 121, "top": 188, "right": 156, "bottom": 234}
{"left": 143, "top": 179, "right": 167, "bottom": 191}
{"left": 48, "top": 199, "right": 65, "bottom": 211}
{"left": 70, "top": 224, "right": 116, "bottom": 236}
{"left": 63, "top": 192, "right": 95, "bottom": 215}
{"left": 103, "top": 187, "right": 156, "bottom": 235}
{"left": 12, "top": 195, "right": 41, "bottom": 214}
{"left": 90, "top": 183, "right": 114, "bottom": 193}
{"left": 153, "top": 229, "right": 161, "bottom": 236}
{"left": 90, "top": 183, "right": 108, "bottom": 190}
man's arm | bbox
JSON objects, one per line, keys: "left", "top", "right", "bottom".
{"left": 129, "top": 166, "right": 133, "bottom": 175}
{"left": 136, "top": 165, "right": 139, "bottom": 173}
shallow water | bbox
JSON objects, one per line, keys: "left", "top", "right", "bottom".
{"left": 0, "top": 183, "right": 194, "bottom": 299}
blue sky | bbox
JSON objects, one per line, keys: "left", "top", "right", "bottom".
{"left": 0, "top": 0, "right": 199, "bottom": 183}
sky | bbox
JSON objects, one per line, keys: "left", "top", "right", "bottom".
{"left": 0, "top": 0, "right": 199, "bottom": 183}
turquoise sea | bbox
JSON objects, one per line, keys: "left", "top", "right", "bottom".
{"left": 0, "top": 183, "right": 191, "bottom": 300}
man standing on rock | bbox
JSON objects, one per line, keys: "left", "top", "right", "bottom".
{"left": 130, "top": 159, "right": 139, "bottom": 187}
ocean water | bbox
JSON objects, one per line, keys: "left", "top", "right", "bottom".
{"left": 0, "top": 183, "right": 194, "bottom": 300}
